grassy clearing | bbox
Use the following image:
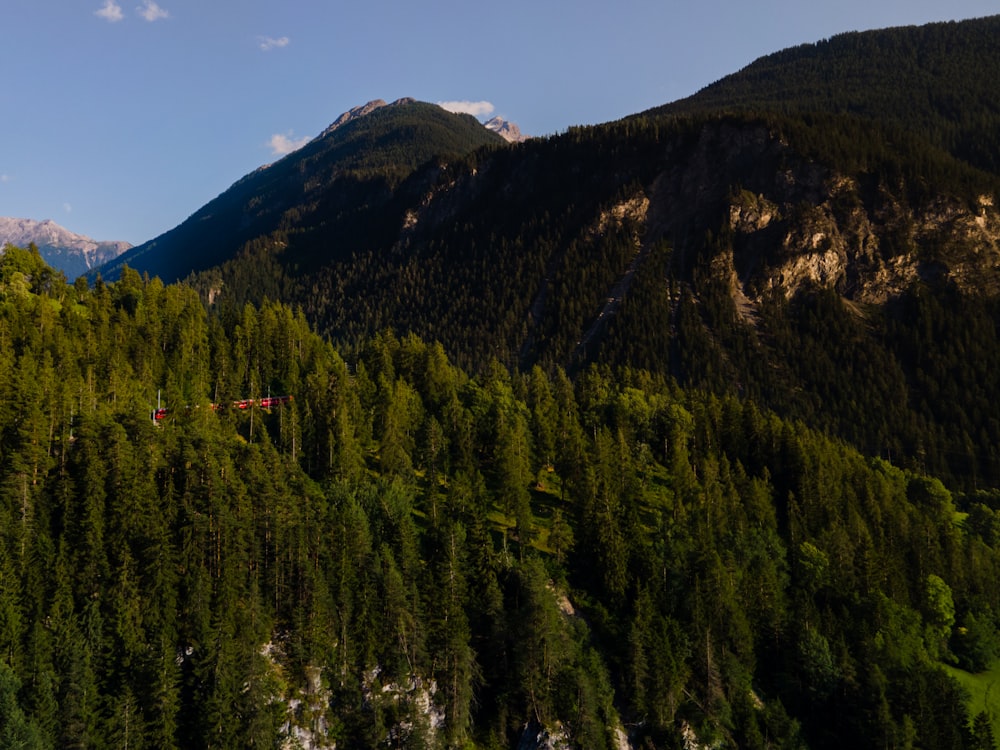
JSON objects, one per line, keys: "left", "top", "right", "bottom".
{"left": 943, "top": 659, "right": 1000, "bottom": 738}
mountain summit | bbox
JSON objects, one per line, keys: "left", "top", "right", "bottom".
{"left": 318, "top": 97, "right": 416, "bottom": 138}
{"left": 484, "top": 116, "right": 527, "bottom": 143}
{"left": 98, "top": 99, "right": 504, "bottom": 283}
{"left": 0, "top": 217, "right": 130, "bottom": 278}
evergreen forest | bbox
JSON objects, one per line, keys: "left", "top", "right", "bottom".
{"left": 2, "top": 244, "right": 1000, "bottom": 748}
{"left": 653, "top": 15, "right": 1000, "bottom": 176}
{"left": 14, "top": 14, "right": 1000, "bottom": 750}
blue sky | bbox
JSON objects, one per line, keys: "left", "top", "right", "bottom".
{"left": 4, "top": 1, "right": 997, "bottom": 246}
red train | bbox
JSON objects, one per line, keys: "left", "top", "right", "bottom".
{"left": 152, "top": 395, "right": 292, "bottom": 421}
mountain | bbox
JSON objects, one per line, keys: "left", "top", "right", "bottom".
{"left": 647, "top": 14, "right": 1000, "bottom": 175}
{"left": 98, "top": 98, "right": 505, "bottom": 283}
{"left": 317, "top": 96, "right": 413, "bottom": 137}
{"left": 91, "top": 17, "right": 1000, "bottom": 491}
{"left": 484, "top": 115, "right": 528, "bottom": 142}
{"left": 0, "top": 217, "right": 130, "bottom": 278}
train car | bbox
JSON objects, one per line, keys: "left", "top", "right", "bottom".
{"left": 152, "top": 395, "right": 291, "bottom": 421}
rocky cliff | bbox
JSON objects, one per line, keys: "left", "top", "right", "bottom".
{"left": 392, "top": 116, "right": 1000, "bottom": 327}
{"left": 659, "top": 121, "right": 1000, "bottom": 307}
{"left": 318, "top": 97, "right": 417, "bottom": 139}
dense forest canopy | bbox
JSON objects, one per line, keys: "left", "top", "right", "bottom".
{"left": 1, "top": 244, "right": 1000, "bottom": 748}
{"left": 651, "top": 15, "right": 1000, "bottom": 176}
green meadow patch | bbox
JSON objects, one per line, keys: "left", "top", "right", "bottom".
{"left": 943, "top": 660, "right": 1000, "bottom": 738}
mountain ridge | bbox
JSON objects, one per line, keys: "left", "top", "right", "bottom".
{"left": 0, "top": 217, "right": 130, "bottom": 278}
{"left": 97, "top": 99, "right": 505, "bottom": 283}
{"left": 645, "top": 14, "right": 1000, "bottom": 175}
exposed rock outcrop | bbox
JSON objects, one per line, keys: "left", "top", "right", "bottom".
{"left": 319, "top": 97, "right": 417, "bottom": 139}
{"left": 485, "top": 116, "right": 528, "bottom": 143}
{"left": 640, "top": 121, "right": 1000, "bottom": 310}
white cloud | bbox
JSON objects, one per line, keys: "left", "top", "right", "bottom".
{"left": 137, "top": 0, "right": 168, "bottom": 21}
{"left": 269, "top": 132, "right": 310, "bottom": 156}
{"left": 95, "top": 0, "right": 124, "bottom": 22}
{"left": 259, "top": 36, "right": 290, "bottom": 51}
{"left": 0, "top": 174, "right": 10, "bottom": 183}
{"left": 63, "top": 203, "right": 73, "bottom": 214}
{"left": 437, "top": 100, "right": 495, "bottom": 118}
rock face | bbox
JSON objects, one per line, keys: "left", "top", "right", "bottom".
{"left": 485, "top": 116, "right": 528, "bottom": 143}
{"left": 0, "top": 217, "right": 131, "bottom": 278}
{"left": 399, "top": 116, "right": 1000, "bottom": 326}
{"left": 632, "top": 121, "right": 1000, "bottom": 308}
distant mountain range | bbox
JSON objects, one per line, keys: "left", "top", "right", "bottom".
{"left": 0, "top": 217, "right": 130, "bottom": 278}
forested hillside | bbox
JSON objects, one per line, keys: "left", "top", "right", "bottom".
{"left": 651, "top": 15, "right": 1000, "bottom": 175}
{"left": 99, "top": 100, "right": 504, "bottom": 284}
{"left": 87, "top": 19, "right": 1000, "bottom": 495}
{"left": 175, "top": 107, "right": 1000, "bottom": 491}
{"left": 3, "top": 244, "right": 1000, "bottom": 748}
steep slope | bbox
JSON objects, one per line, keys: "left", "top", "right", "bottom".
{"left": 183, "top": 105, "right": 1000, "bottom": 487}
{"left": 95, "top": 17, "right": 1000, "bottom": 489}
{"left": 98, "top": 98, "right": 504, "bottom": 283}
{"left": 0, "top": 217, "right": 130, "bottom": 278}
{"left": 647, "top": 15, "right": 1000, "bottom": 175}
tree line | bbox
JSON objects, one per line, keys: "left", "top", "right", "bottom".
{"left": 0, "top": 245, "right": 998, "bottom": 747}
